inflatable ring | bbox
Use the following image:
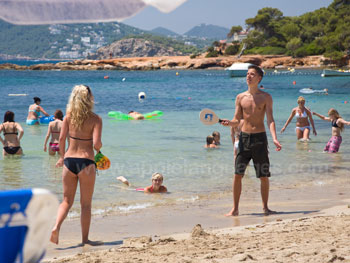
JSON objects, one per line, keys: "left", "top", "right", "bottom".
{"left": 108, "top": 111, "right": 163, "bottom": 120}
{"left": 39, "top": 115, "right": 55, "bottom": 124}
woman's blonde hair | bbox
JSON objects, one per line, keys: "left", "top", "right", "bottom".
{"left": 152, "top": 173, "right": 163, "bottom": 181}
{"left": 66, "top": 85, "right": 94, "bottom": 129}
{"left": 297, "top": 96, "right": 305, "bottom": 104}
{"left": 328, "top": 108, "right": 344, "bottom": 131}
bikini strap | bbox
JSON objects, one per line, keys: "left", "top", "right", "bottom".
{"left": 69, "top": 135, "right": 93, "bottom": 141}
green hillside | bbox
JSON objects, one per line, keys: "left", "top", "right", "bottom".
{"left": 234, "top": 0, "right": 350, "bottom": 59}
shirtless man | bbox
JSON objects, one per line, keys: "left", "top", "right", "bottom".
{"left": 221, "top": 65, "right": 282, "bottom": 216}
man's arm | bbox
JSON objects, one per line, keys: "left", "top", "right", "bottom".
{"left": 266, "top": 94, "right": 282, "bottom": 151}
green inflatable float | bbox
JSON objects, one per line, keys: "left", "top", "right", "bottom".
{"left": 108, "top": 110, "right": 163, "bottom": 120}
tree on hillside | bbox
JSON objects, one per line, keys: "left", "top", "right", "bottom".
{"left": 227, "top": 26, "right": 243, "bottom": 39}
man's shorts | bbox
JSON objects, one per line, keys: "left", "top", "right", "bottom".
{"left": 235, "top": 132, "right": 270, "bottom": 178}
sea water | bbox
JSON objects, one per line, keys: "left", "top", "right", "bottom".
{"left": 0, "top": 68, "right": 349, "bottom": 216}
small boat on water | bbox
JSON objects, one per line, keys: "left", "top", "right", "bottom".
{"left": 299, "top": 88, "right": 328, "bottom": 94}
{"left": 225, "top": 63, "right": 253, "bottom": 77}
{"left": 321, "top": 69, "right": 350, "bottom": 77}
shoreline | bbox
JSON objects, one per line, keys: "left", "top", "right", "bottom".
{"left": 0, "top": 54, "right": 345, "bottom": 71}
{"left": 43, "top": 181, "right": 350, "bottom": 262}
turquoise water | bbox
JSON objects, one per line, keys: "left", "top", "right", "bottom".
{"left": 0, "top": 69, "right": 350, "bottom": 216}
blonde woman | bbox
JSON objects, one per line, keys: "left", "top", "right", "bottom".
{"left": 50, "top": 85, "right": 102, "bottom": 245}
{"left": 313, "top": 108, "right": 350, "bottom": 153}
{"left": 281, "top": 96, "right": 317, "bottom": 141}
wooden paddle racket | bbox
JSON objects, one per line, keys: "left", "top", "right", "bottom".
{"left": 199, "top": 108, "right": 223, "bottom": 125}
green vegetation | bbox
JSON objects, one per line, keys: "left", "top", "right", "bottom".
{"left": 228, "top": 0, "right": 350, "bottom": 59}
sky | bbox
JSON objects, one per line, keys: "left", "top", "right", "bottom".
{"left": 123, "top": 0, "right": 334, "bottom": 34}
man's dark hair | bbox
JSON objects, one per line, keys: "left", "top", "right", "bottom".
{"left": 248, "top": 65, "right": 264, "bottom": 79}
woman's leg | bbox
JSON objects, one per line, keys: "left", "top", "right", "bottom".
{"left": 50, "top": 167, "right": 78, "bottom": 244}
{"left": 295, "top": 128, "right": 303, "bottom": 140}
{"left": 303, "top": 128, "right": 310, "bottom": 140}
{"left": 78, "top": 164, "right": 96, "bottom": 244}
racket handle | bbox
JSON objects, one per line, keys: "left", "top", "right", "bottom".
{"left": 218, "top": 119, "right": 223, "bottom": 123}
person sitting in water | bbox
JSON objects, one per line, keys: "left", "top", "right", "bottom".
{"left": 313, "top": 108, "right": 350, "bottom": 153}
{"left": 280, "top": 96, "right": 317, "bottom": 141}
{"left": 26, "top": 96, "right": 50, "bottom": 125}
{"left": 117, "top": 172, "right": 167, "bottom": 193}
{"left": 128, "top": 111, "right": 145, "bottom": 120}
{"left": 44, "top": 109, "right": 64, "bottom": 155}
{"left": 212, "top": 131, "right": 221, "bottom": 145}
{"left": 205, "top": 135, "right": 218, "bottom": 148}
{"left": 0, "top": 111, "right": 24, "bottom": 156}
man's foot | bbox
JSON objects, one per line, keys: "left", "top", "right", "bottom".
{"left": 225, "top": 208, "right": 239, "bottom": 217}
{"left": 263, "top": 208, "right": 277, "bottom": 216}
{"left": 50, "top": 229, "right": 59, "bottom": 244}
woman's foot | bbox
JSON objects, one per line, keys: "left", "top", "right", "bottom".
{"left": 82, "top": 240, "right": 104, "bottom": 246}
{"left": 50, "top": 229, "right": 59, "bottom": 244}
{"left": 263, "top": 208, "right": 277, "bottom": 216}
{"left": 225, "top": 208, "right": 239, "bottom": 217}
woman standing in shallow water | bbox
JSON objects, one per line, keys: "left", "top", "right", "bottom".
{"left": 50, "top": 85, "right": 102, "bottom": 245}
{"left": 281, "top": 96, "right": 317, "bottom": 141}
{"left": 0, "top": 111, "right": 24, "bottom": 156}
{"left": 313, "top": 108, "right": 350, "bottom": 153}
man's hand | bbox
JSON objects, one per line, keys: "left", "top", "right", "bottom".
{"left": 313, "top": 130, "right": 317, "bottom": 136}
{"left": 220, "top": 119, "right": 231, "bottom": 127}
{"left": 273, "top": 139, "right": 282, "bottom": 151}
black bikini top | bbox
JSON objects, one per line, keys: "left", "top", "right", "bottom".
{"left": 3, "top": 123, "right": 18, "bottom": 136}
{"left": 332, "top": 120, "right": 339, "bottom": 128}
{"left": 69, "top": 135, "right": 93, "bottom": 141}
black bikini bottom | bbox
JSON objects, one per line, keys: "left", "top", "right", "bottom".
{"left": 64, "top": 157, "right": 96, "bottom": 175}
{"left": 4, "top": 146, "right": 21, "bottom": 155}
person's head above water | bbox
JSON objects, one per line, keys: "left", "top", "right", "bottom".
{"left": 206, "top": 135, "right": 215, "bottom": 145}
{"left": 33, "top": 96, "right": 41, "bottom": 104}
{"left": 152, "top": 172, "right": 163, "bottom": 183}
{"left": 4, "top": 111, "right": 15, "bottom": 122}
{"left": 54, "top": 109, "right": 64, "bottom": 121}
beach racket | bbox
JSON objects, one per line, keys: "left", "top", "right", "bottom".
{"left": 95, "top": 151, "right": 111, "bottom": 170}
{"left": 199, "top": 108, "right": 223, "bottom": 125}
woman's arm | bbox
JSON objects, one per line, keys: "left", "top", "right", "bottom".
{"left": 38, "top": 105, "right": 50, "bottom": 117}
{"left": 56, "top": 117, "right": 69, "bottom": 167}
{"left": 0, "top": 124, "right": 4, "bottom": 145}
{"left": 312, "top": 111, "right": 331, "bottom": 121}
{"left": 43, "top": 123, "right": 51, "bottom": 151}
{"left": 16, "top": 123, "right": 24, "bottom": 141}
{"left": 337, "top": 118, "right": 350, "bottom": 126}
{"left": 92, "top": 115, "right": 102, "bottom": 152}
{"left": 306, "top": 109, "right": 317, "bottom": 136}
{"left": 281, "top": 109, "right": 296, "bottom": 133}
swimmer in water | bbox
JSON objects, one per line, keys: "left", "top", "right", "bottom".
{"left": 44, "top": 109, "right": 63, "bottom": 155}
{"left": 117, "top": 173, "right": 167, "bottom": 193}
{"left": 128, "top": 111, "right": 145, "bottom": 120}
{"left": 212, "top": 131, "right": 220, "bottom": 145}
{"left": 205, "top": 135, "right": 218, "bottom": 148}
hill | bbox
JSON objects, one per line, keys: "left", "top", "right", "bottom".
{"left": 184, "top": 23, "right": 230, "bottom": 40}
{"left": 151, "top": 27, "right": 179, "bottom": 37}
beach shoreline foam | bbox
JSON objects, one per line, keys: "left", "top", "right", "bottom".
{"left": 43, "top": 181, "right": 350, "bottom": 262}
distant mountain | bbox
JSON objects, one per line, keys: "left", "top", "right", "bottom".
{"left": 184, "top": 23, "right": 230, "bottom": 40}
{"left": 0, "top": 19, "right": 147, "bottom": 59}
{"left": 151, "top": 27, "right": 179, "bottom": 37}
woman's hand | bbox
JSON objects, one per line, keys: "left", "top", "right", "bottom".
{"left": 280, "top": 127, "right": 286, "bottom": 134}
{"left": 56, "top": 157, "right": 64, "bottom": 168}
{"left": 44, "top": 145, "right": 47, "bottom": 152}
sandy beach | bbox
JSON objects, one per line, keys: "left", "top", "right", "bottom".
{"left": 43, "top": 182, "right": 350, "bottom": 263}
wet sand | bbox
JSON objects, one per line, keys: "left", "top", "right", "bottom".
{"left": 43, "top": 182, "right": 350, "bottom": 262}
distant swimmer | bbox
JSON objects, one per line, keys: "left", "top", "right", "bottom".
{"left": 212, "top": 131, "right": 221, "bottom": 145}
{"left": 281, "top": 96, "right": 317, "bottom": 141}
{"left": 0, "top": 111, "right": 24, "bottom": 156}
{"left": 117, "top": 172, "right": 167, "bottom": 193}
{"left": 313, "top": 108, "right": 350, "bottom": 153}
{"left": 128, "top": 111, "right": 145, "bottom": 120}
{"left": 44, "top": 110, "right": 63, "bottom": 155}
{"left": 26, "top": 97, "right": 50, "bottom": 125}
{"left": 204, "top": 135, "right": 218, "bottom": 148}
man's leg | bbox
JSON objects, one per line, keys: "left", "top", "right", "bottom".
{"left": 225, "top": 174, "right": 242, "bottom": 216}
{"left": 260, "top": 177, "right": 275, "bottom": 215}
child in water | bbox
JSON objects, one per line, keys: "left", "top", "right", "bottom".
{"left": 212, "top": 131, "right": 221, "bottom": 145}
{"left": 313, "top": 108, "right": 350, "bottom": 153}
{"left": 117, "top": 172, "right": 167, "bottom": 193}
{"left": 205, "top": 135, "right": 218, "bottom": 148}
